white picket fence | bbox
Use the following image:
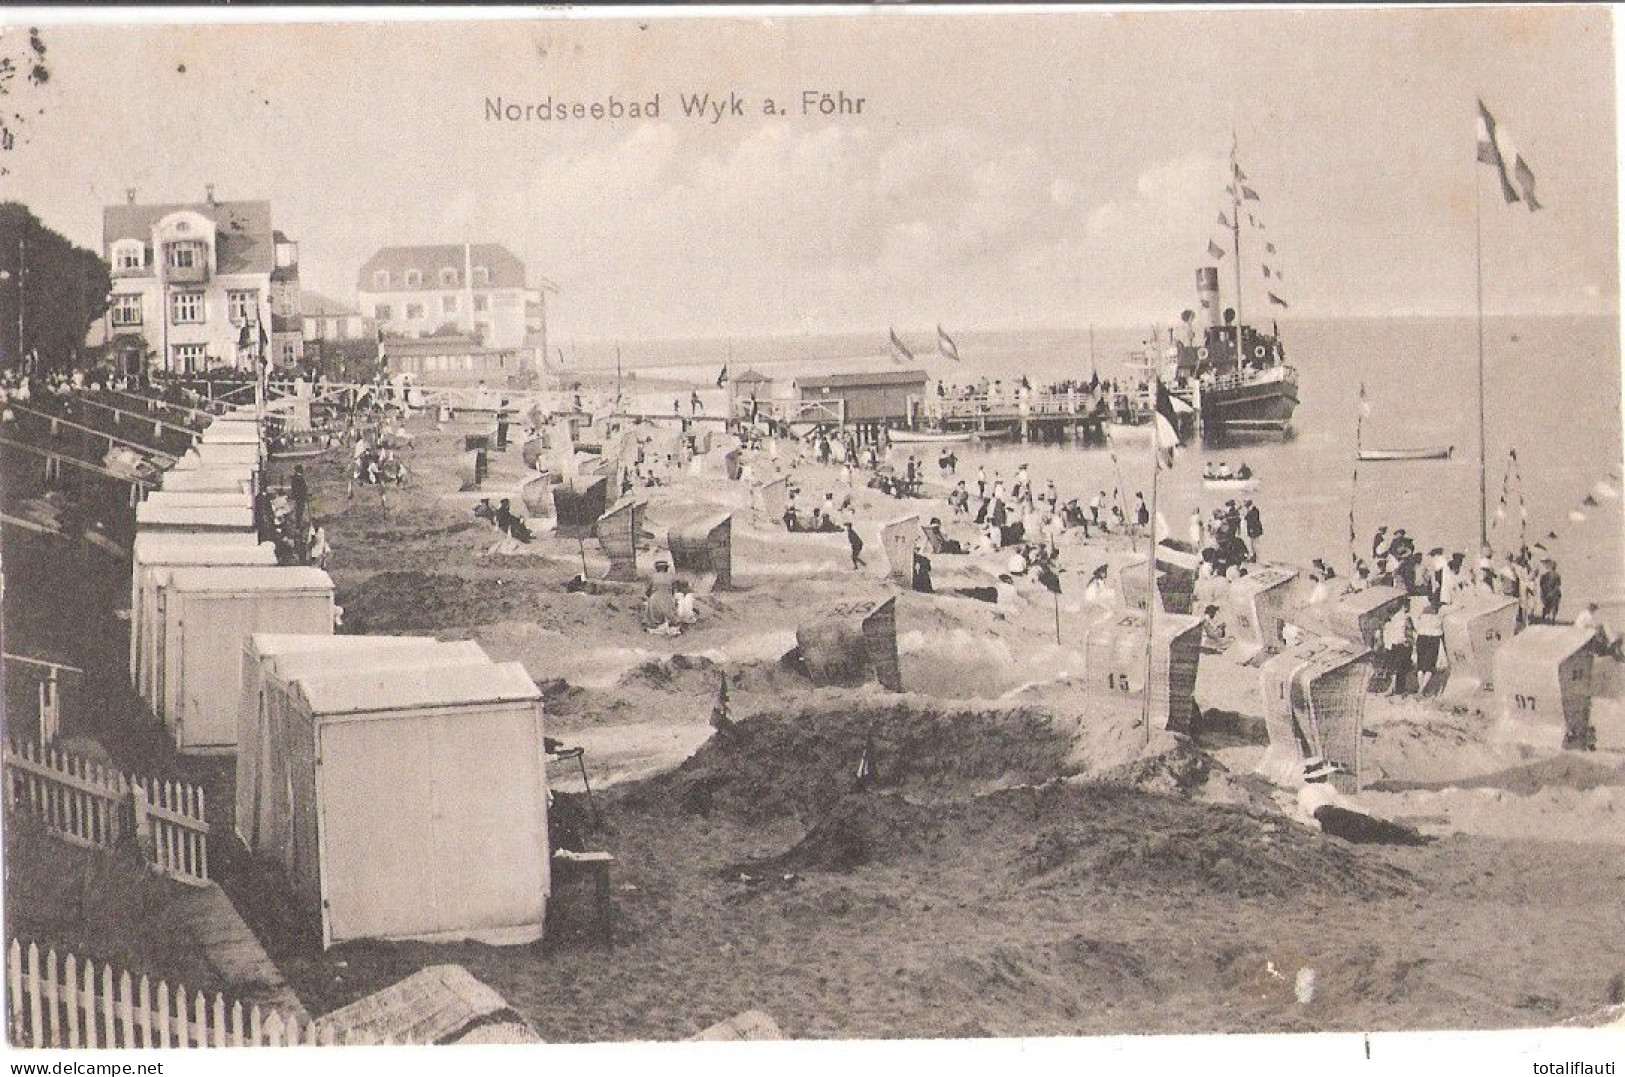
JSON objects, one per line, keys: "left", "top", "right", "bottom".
{"left": 6, "top": 940, "right": 391, "bottom": 1048}
{"left": 3, "top": 740, "right": 211, "bottom": 886}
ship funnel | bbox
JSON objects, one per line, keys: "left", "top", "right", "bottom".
{"left": 1196, "top": 267, "right": 1221, "bottom": 328}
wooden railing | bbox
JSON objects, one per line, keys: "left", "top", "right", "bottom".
{"left": 6, "top": 939, "right": 378, "bottom": 1048}
{"left": 3, "top": 740, "right": 211, "bottom": 887}
{"left": 3, "top": 739, "right": 129, "bottom": 852}
{"left": 133, "top": 777, "right": 209, "bottom": 887}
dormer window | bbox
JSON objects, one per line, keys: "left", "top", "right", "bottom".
{"left": 113, "top": 241, "right": 144, "bottom": 272}
{"left": 373, "top": 270, "right": 390, "bottom": 289}
{"left": 439, "top": 267, "right": 459, "bottom": 287}
{"left": 472, "top": 266, "right": 490, "bottom": 286}
{"left": 405, "top": 269, "right": 423, "bottom": 287}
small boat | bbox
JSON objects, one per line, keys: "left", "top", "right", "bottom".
{"left": 1357, "top": 446, "right": 1454, "bottom": 462}
{"left": 1202, "top": 477, "right": 1260, "bottom": 492}
{"left": 888, "top": 428, "right": 1008, "bottom": 446}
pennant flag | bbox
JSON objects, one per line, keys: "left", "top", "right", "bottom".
{"left": 1477, "top": 99, "right": 1522, "bottom": 205}
{"left": 1263, "top": 266, "right": 1273, "bottom": 279}
{"left": 1568, "top": 509, "right": 1587, "bottom": 523}
{"left": 716, "top": 364, "right": 729, "bottom": 388}
{"left": 937, "top": 324, "right": 961, "bottom": 362}
{"left": 1513, "top": 155, "right": 1542, "bottom": 210}
{"left": 1241, "top": 185, "right": 1260, "bottom": 201}
{"left": 1218, "top": 211, "right": 1232, "bottom": 228}
{"left": 1268, "top": 292, "right": 1290, "bottom": 309}
{"left": 1207, "top": 239, "right": 1226, "bottom": 261}
{"left": 1152, "top": 378, "right": 1182, "bottom": 469}
{"left": 1234, "top": 163, "right": 1248, "bottom": 182}
{"left": 1224, "top": 184, "right": 1236, "bottom": 197}
{"left": 1266, "top": 241, "right": 1277, "bottom": 254}
{"left": 887, "top": 328, "right": 915, "bottom": 365}
{"left": 1545, "top": 530, "right": 1558, "bottom": 541}
{"left": 1583, "top": 494, "right": 1599, "bottom": 507}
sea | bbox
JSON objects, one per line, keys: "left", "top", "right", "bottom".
{"left": 567, "top": 315, "right": 1625, "bottom": 614}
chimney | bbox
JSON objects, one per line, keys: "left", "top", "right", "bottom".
{"left": 1196, "top": 267, "right": 1221, "bottom": 329}
{"left": 125, "top": 188, "right": 137, "bottom": 205}
{"left": 205, "top": 184, "right": 216, "bottom": 205}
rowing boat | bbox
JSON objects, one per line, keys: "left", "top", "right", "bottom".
{"left": 1357, "top": 446, "right": 1454, "bottom": 462}
{"left": 1202, "top": 477, "right": 1260, "bottom": 492}
{"left": 888, "top": 428, "right": 1009, "bottom": 446}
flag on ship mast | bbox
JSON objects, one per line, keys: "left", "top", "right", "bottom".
{"left": 1241, "top": 185, "right": 1260, "bottom": 201}
{"left": 1152, "top": 378, "right": 1182, "bottom": 470}
{"left": 1206, "top": 239, "right": 1226, "bottom": 261}
{"left": 1217, "top": 211, "right": 1232, "bottom": 228}
{"left": 888, "top": 328, "right": 914, "bottom": 364}
{"left": 1268, "top": 292, "right": 1290, "bottom": 309}
{"left": 1478, "top": 99, "right": 1542, "bottom": 210}
{"left": 936, "top": 325, "right": 961, "bottom": 362}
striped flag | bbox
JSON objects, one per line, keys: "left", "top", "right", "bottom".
{"left": 888, "top": 328, "right": 914, "bottom": 365}
{"left": 1152, "top": 378, "right": 1181, "bottom": 470}
{"left": 936, "top": 325, "right": 960, "bottom": 362}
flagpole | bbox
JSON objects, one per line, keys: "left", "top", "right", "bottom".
{"left": 1473, "top": 157, "right": 1489, "bottom": 553}
{"left": 1143, "top": 432, "right": 1159, "bottom": 749}
{"left": 1231, "top": 132, "right": 1245, "bottom": 342}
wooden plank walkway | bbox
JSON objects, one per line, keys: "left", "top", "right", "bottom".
{"left": 172, "top": 886, "right": 309, "bottom": 1023}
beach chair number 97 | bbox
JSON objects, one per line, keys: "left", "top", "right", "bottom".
{"left": 1514, "top": 693, "right": 1537, "bottom": 711}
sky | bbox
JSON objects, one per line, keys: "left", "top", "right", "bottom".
{"left": 0, "top": 8, "right": 1617, "bottom": 342}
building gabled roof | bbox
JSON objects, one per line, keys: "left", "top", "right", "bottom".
{"left": 730, "top": 368, "right": 772, "bottom": 383}
{"left": 795, "top": 368, "right": 929, "bottom": 390}
{"left": 103, "top": 200, "right": 277, "bottom": 276}
{"left": 300, "top": 291, "right": 361, "bottom": 318}
{"left": 358, "top": 243, "right": 527, "bottom": 292}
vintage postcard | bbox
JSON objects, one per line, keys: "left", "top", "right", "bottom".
{"left": 0, "top": 5, "right": 1620, "bottom": 1070}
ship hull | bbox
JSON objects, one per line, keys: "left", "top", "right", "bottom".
{"left": 1200, "top": 376, "right": 1299, "bottom": 442}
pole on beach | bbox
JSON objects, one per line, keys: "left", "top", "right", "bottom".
{"left": 1473, "top": 156, "right": 1489, "bottom": 553}
{"left": 1053, "top": 591, "right": 1062, "bottom": 646}
{"left": 1142, "top": 448, "right": 1158, "bottom": 749}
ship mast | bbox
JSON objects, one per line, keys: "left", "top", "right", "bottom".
{"left": 1230, "top": 132, "right": 1245, "bottom": 358}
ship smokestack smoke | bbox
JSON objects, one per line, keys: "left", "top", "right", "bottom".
{"left": 1196, "top": 267, "right": 1221, "bottom": 329}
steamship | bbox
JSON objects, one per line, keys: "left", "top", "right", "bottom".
{"left": 1169, "top": 142, "right": 1300, "bottom": 443}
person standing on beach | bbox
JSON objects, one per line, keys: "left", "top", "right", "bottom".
{"left": 1189, "top": 507, "right": 1205, "bottom": 550}
{"left": 1382, "top": 605, "right": 1415, "bottom": 695}
{"left": 977, "top": 465, "right": 987, "bottom": 500}
{"left": 1539, "top": 561, "right": 1562, "bottom": 623}
{"left": 1135, "top": 492, "right": 1150, "bottom": 534}
{"left": 846, "top": 521, "right": 865, "bottom": 569}
{"left": 1244, "top": 501, "right": 1264, "bottom": 562}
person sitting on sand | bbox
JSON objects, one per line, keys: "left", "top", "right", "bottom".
{"left": 645, "top": 560, "right": 680, "bottom": 628}
{"left": 1293, "top": 758, "right": 1429, "bottom": 845}
{"left": 1200, "top": 604, "right": 1230, "bottom": 650}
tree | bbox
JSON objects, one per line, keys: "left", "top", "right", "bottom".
{"left": 0, "top": 202, "right": 111, "bottom": 373}
{"left": 0, "top": 26, "right": 50, "bottom": 176}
